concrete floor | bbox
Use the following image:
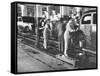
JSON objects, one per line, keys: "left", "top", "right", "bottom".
{"left": 17, "top": 39, "right": 75, "bottom": 73}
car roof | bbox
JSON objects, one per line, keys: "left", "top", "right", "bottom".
{"left": 83, "top": 10, "right": 96, "bottom": 14}
{"left": 80, "top": 10, "right": 97, "bottom": 25}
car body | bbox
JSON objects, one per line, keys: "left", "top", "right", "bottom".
{"left": 17, "top": 16, "right": 34, "bottom": 32}
{"left": 80, "top": 10, "right": 97, "bottom": 54}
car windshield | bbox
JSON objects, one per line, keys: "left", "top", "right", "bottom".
{"left": 22, "top": 17, "right": 35, "bottom": 23}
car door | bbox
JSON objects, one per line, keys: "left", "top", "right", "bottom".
{"left": 80, "top": 11, "right": 97, "bottom": 52}
{"left": 80, "top": 13, "right": 92, "bottom": 48}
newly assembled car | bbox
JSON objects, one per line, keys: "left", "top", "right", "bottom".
{"left": 17, "top": 16, "right": 34, "bottom": 33}
{"left": 80, "top": 10, "right": 97, "bottom": 54}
